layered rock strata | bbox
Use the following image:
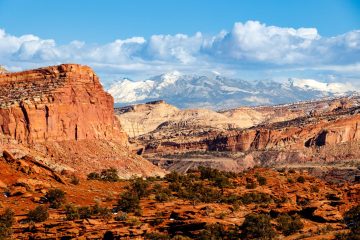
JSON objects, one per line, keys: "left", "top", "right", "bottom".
{"left": 0, "top": 64, "right": 127, "bottom": 144}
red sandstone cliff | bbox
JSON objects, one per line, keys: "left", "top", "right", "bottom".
{"left": 0, "top": 64, "right": 127, "bottom": 144}
{"left": 0, "top": 64, "right": 166, "bottom": 177}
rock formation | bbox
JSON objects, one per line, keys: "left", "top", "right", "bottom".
{"left": 0, "top": 64, "right": 166, "bottom": 177}
{"left": 0, "top": 64, "right": 127, "bottom": 144}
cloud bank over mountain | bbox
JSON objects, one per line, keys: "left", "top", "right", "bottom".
{"left": 0, "top": 21, "right": 360, "bottom": 84}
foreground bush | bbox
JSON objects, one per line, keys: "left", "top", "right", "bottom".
{"left": 45, "top": 188, "right": 66, "bottom": 209}
{"left": 0, "top": 208, "right": 15, "bottom": 239}
{"left": 27, "top": 206, "right": 49, "bottom": 223}
{"left": 198, "top": 223, "right": 240, "bottom": 239}
{"left": 241, "top": 213, "right": 276, "bottom": 240}
{"left": 65, "top": 204, "right": 112, "bottom": 221}
{"left": 276, "top": 214, "right": 304, "bottom": 236}
{"left": 87, "top": 167, "right": 120, "bottom": 182}
{"left": 337, "top": 204, "right": 360, "bottom": 240}
{"left": 117, "top": 191, "right": 140, "bottom": 213}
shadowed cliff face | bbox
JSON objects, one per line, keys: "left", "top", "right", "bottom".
{"left": 0, "top": 64, "right": 127, "bottom": 144}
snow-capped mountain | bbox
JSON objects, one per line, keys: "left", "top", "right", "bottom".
{"left": 107, "top": 72, "right": 358, "bottom": 109}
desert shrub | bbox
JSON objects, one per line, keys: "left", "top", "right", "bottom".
{"left": 78, "top": 206, "right": 92, "bottom": 219}
{"left": 169, "top": 181, "right": 182, "bottom": 192}
{"left": 246, "top": 182, "right": 257, "bottom": 189}
{"left": 100, "top": 168, "right": 120, "bottom": 182}
{"left": 65, "top": 204, "right": 80, "bottom": 220}
{"left": 178, "top": 181, "right": 222, "bottom": 203}
{"left": 129, "top": 178, "right": 149, "bottom": 198}
{"left": 276, "top": 214, "right": 304, "bottom": 236}
{"left": 288, "top": 169, "right": 296, "bottom": 174}
{"left": 65, "top": 204, "right": 111, "bottom": 221}
{"left": 287, "top": 178, "right": 294, "bottom": 183}
{"left": 117, "top": 191, "right": 140, "bottom": 213}
{"left": 310, "top": 185, "right": 320, "bottom": 193}
{"left": 240, "top": 192, "right": 273, "bottom": 205}
{"left": 213, "top": 175, "right": 231, "bottom": 189}
{"left": 87, "top": 172, "right": 100, "bottom": 180}
{"left": 0, "top": 208, "right": 15, "bottom": 239}
{"left": 198, "top": 223, "right": 240, "bottom": 239}
{"left": 256, "top": 175, "right": 267, "bottom": 186}
{"left": 155, "top": 192, "right": 170, "bottom": 202}
{"left": 70, "top": 175, "right": 80, "bottom": 185}
{"left": 297, "top": 176, "right": 306, "bottom": 183}
{"left": 45, "top": 188, "right": 66, "bottom": 209}
{"left": 114, "top": 212, "right": 128, "bottom": 221}
{"left": 165, "top": 171, "right": 183, "bottom": 183}
{"left": 241, "top": 213, "right": 276, "bottom": 240}
{"left": 27, "top": 206, "right": 49, "bottom": 222}
{"left": 144, "top": 232, "right": 170, "bottom": 240}
{"left": 342, "top": 204, "right": 360, "bottom": 238}
{"left": 91, "top": 204, "right": 112, "bottom": 220}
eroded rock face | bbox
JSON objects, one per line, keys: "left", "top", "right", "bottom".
{"left": 0, "top": 64, "right": 127, "bottom": 144}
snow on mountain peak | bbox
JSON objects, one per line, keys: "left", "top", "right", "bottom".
{"left": 155, "top": 70, "right": 182, "bottom": 89}
{"left": 107, "top": 74, "right": 358, "bottom": 109}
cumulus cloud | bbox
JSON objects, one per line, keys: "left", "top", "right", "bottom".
{"left": 0, "top": 21, "right": 360, "bottom": 82}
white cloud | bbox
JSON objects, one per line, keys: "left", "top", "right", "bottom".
{"left": 0, "top": 21, "right": 360, "bottom": 82}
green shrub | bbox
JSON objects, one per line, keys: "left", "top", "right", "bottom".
{"left": 297, "top": 176, "right": 305, "bottom": 183}
{"left": 165, "top": 171, "right": 183, "bottom": 183}
{"left": 213, "top": 175, "right": 231, "bottom": 189}
{"left": 0, "top": 208, "right": 15, "bottom": 239}
{"left": 27, "top": 206, "right": 49, "bottom": 222}
{"left": 288, "top": 169, "right": 296, "bottom": 174}
{"left": 100, "top": 168, "right": 120, "bottom": 182}
{"left": 78, "top": 206, "right": 92, "bottom": 219}
{"left": 64, "top": 204, "right": 80, "bottom": 220}
{"left": 45, "top": 188, "right": 66, "bottom": 209}
{"left": 114, "top": 212, "right": 128, "bottom": 221}
{"left": 240, "top": 192, "right": 273, "bottom": 205}
{"left": 178, "top": 181, "right": 222, "bottom": 203}
{"left": 241, "top": 213, "right": 276, "bottom": 240}
{"left": 87, "top": 172, "right": 100, "bottom": 180}
{"left": 276, "top": 214, "right": 304, "bottom": 236}
{"left": 256, "top": 175, "right": 267, "bottom": 186}
{"left": 129, "top": 178, "right": 149, "bottom": 198}
{"left": 155, "top": 192, "right": 170, "bottom": 202}
{"left": 117, "top": 191, "right": 140, "bottom": 213}
{"left": 143, "top": 232, "right": 170, "bottom": 240}
{"left": 198, "top": 223, "right": 240, "bottom": 239}
{"left": 246, "top": 182, "right": 257, "bottom": 189}
{"left": 343, "top": 204, "right": 360, "bottom": 238}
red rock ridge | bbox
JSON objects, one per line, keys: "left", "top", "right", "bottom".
{"left": 0, "top": 64, "right": 127, "bottom": 144}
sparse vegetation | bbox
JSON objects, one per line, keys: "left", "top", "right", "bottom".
{"left": 256, "top": 175, "right": 267, "bottom": 185}
{"left": 338, "top": 204, "right": 360, "bottom": 239}
{"left": 117, "top": 191, "right": 140, "bottom": 213}
{"left": 87, "top": 167, "right": 120, "bottom": 182}
{"left": 45, "top": 188, "right": 66, "bottom": 209}
{"left": 297, "top": 176, "right": 306, "bottom": 183}
{"left": 276, "top": 214, "right": 304, "bottom": 236}
{"left": 27, "top": 206, "right": 49, "bottom": 223}
{"left": 0, "top": 208, "right": 15, "bottom": 239}
{"left": 241, "top": 213, "right": 276, "bottom": 240}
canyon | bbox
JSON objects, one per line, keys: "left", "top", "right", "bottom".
{"left": 0, "top": 64, "right": 358, "bottom": 239}
{"left": 116, "top": 98, "right": 360, "bottom": 175}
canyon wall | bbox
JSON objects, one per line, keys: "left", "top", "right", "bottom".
{"left": 0, "top": 64, "right": 127, "bottom": 144}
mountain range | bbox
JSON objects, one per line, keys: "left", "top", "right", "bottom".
{"left": 108, "top": 72, "right": 357, "bottom": 109}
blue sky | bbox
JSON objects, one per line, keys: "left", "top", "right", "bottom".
{"left": 0, "top": 0, "right": 360, "bottom": 85}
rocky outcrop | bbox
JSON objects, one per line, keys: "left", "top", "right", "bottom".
{"left": 135, "top": 97, "right": 360, "bottom": 170}
{"left": 0, "top": 64, "right": 126, "bottom": 144}
{"left": 0, "top": 64, "right": 166, "bottom": 177}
